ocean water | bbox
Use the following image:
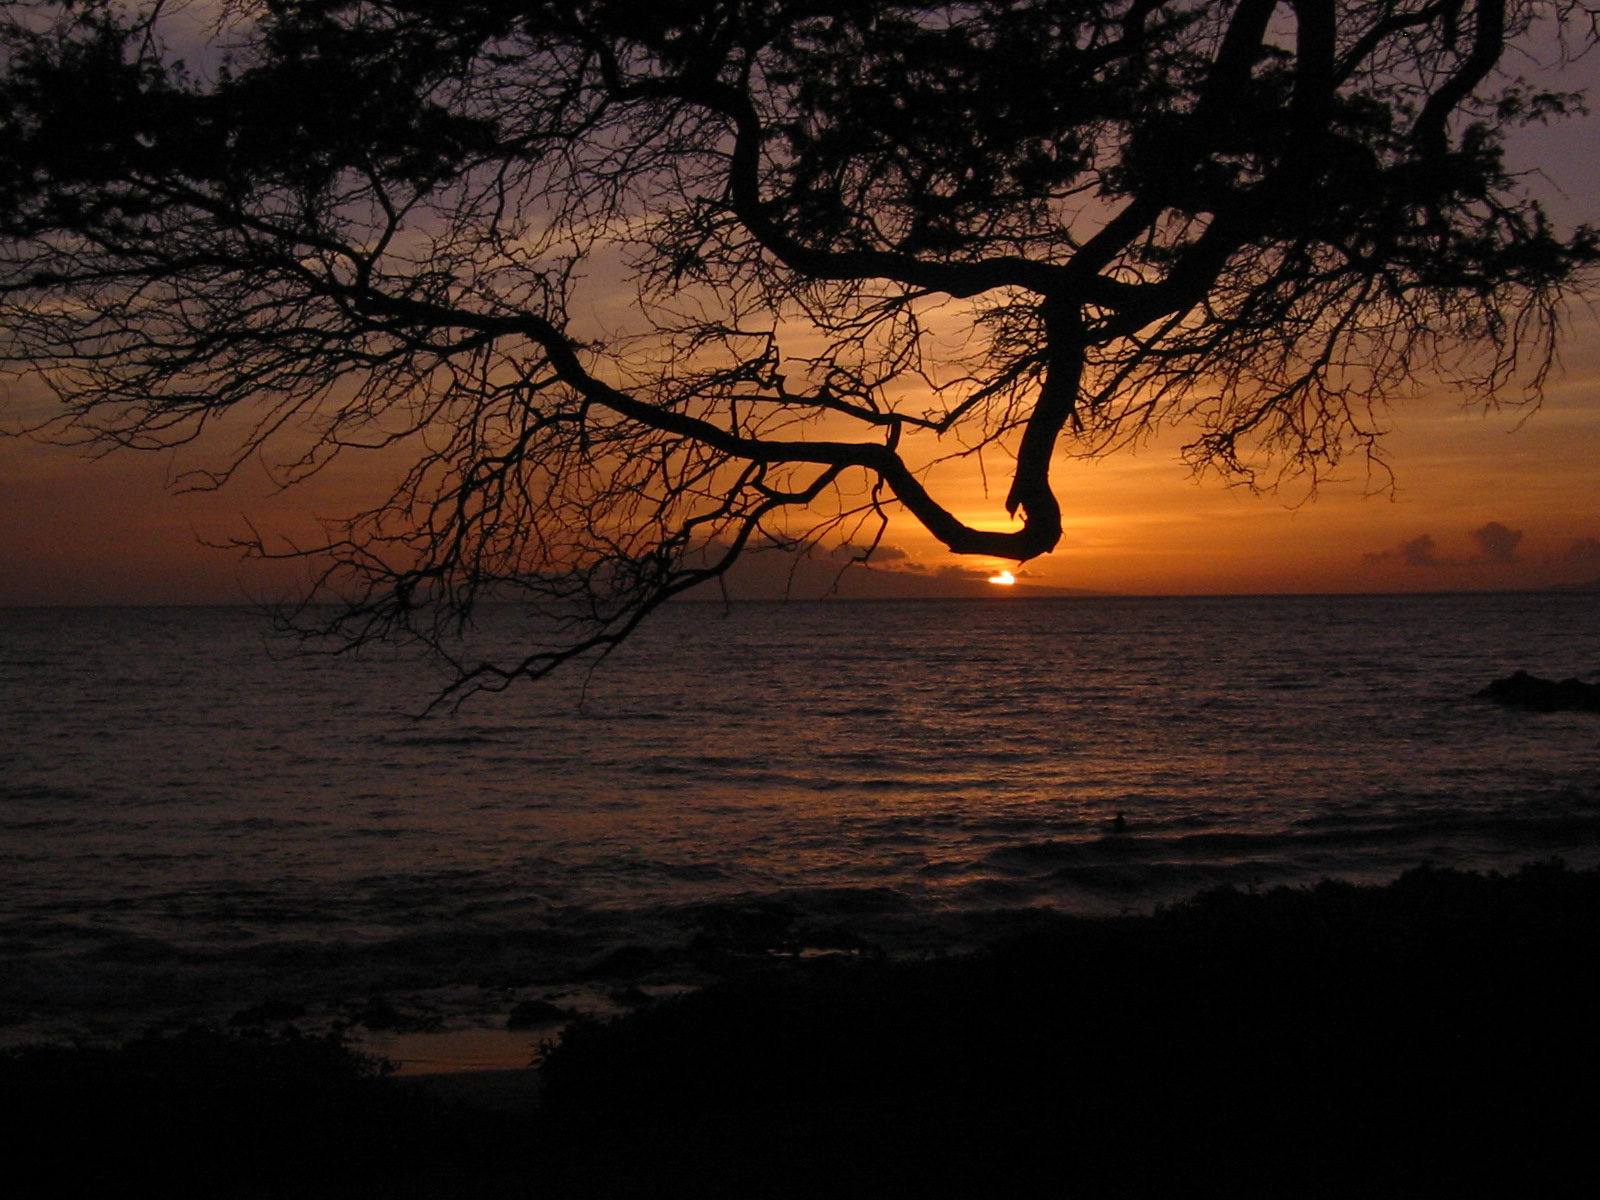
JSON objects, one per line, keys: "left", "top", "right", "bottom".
{"left": 3, "top": 594, "right": 1598, "bottom": 1052}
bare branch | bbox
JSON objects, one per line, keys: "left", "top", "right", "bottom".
{"left": 2, "top": 0, "right": 1594, "bottom": 696}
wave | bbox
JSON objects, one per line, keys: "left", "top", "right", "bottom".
{"left": 375, "top": 734, "right": 506, "bottom": 747}
{"left": 0, "top": 785, "right": 94, "bottom": 803}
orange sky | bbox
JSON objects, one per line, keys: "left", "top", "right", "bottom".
{"left": 5, "top": 324, "right": 1595, "bottom": 604}
{"left": 3, "top": 50, "right": 1598, "bottom": 606}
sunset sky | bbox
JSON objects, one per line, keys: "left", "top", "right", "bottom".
{"left": 3, "top": 35, "right": 1598, "bottom": 606}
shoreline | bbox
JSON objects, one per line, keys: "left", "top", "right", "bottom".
{"left": 11, "top": 834, "right": 1600, "bottom": 1059}
{"left": 8, "top": 860, "right": 1598, "bottom": 1197}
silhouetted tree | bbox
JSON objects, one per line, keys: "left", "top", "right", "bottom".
{"left": 2, "top": 1, "right": 1593, "bottom": 694}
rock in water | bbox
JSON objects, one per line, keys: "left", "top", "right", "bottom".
{"left": 1476, "top": 670, "right": 1600, "bottom": 712}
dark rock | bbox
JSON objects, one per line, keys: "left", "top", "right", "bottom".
{"left": 347, "top": 995, "right": 441, "bottom": 1032}
{"left": 1476, "top": 669, "right": 1600, "bottom": 712}
{"left": 506, "top": 999, "right": 571, "bottom": 1029}
{"left": 537, "top": 862, "right": 1600, "bottom": 1200}
{"left": 228, "top": 999, "right": 307, "bottom": 1026}
{"left": 572, "top": 943, "right": 670, "bottom": 980}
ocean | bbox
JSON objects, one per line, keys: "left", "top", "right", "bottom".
{"left": 3, "top": 594, "right": 1597, "bottom": 1060}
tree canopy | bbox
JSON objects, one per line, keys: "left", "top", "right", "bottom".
{"left": 2, "top": 0, "right": 1595, "bottom": 695}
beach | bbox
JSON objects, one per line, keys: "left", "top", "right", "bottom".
{"left": 6, "top": 862, "right": 1597, "bottom": 1198}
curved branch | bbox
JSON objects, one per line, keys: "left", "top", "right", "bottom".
{"left": 1411, "top": 0, "right": 1508, "bottom": 158}
{"left": 347, "top": 286, "right": 1063, "bottom": 559}
{"left": 650, "top": 73, "right": 1107, "bottom": 302}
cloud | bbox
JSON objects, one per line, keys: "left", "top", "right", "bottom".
{"left": 937, "top": 564, "right": 994, "bottom": 580}
{"left": 1470, "top": 521, "right": 1522, "bottom": 564}
{"left": 831, "top": 542, "right": 911, "bottom": 563}
{"left": 1366, "top": 524, "right": 1528, "bottom": 569}
{"left": 1564, "top": 536, "right": 1600, "bottom": 567}
{"left": 1399, "top": 533, "right": 1449, "bottom": 567}
{"left": 1363, "top": 534, "right": 1448, "bottom": 567}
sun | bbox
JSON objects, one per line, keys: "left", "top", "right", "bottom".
{"left": 987, "top": 570, "right": 1017, "bottom": 586}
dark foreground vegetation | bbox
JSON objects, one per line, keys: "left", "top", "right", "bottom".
{"left": 8, "top": 863, "right": 1598, "bottom": 1199}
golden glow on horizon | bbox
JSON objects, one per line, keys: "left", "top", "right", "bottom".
{"left": 6, "top": 384, "right": 1599, "bottom": 605}
{"left": 988, "top": 570, "right": 1017, "bottom": 586}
